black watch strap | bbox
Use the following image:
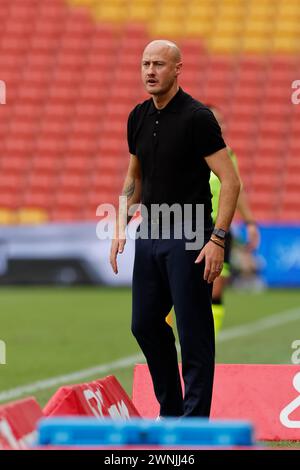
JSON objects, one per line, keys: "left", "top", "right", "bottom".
{"left": 212, "top": 228, "right": 227, "bottom": 240}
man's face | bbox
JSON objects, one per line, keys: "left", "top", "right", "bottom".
{"left": 141, "top": 45, "right": 181, "bottom": 96}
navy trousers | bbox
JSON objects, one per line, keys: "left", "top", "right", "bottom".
{"left": 131, "top": 224, "right": 215, "bottom": 417}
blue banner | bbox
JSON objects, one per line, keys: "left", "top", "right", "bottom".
{"left": 235, "top": 224, "right": 300, "bottom": 287}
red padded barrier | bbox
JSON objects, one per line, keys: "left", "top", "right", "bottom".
{"left": 0, "top": 397, "right": 44, "bottom": 450}
{"left": 44, "top": 375, "right": 140, "bottom": 419}
{"left": 132, "top": 364, "right": 300, "bottom": 441}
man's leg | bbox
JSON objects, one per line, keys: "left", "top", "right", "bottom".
{"left": 164, "top": 236, "right": 215, "bottom": 417}
{"left": 132, "top": 236, "right": 183, "bottom": 417}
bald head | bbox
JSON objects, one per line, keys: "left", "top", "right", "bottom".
{"left": 143, "top": 40, "right": 182, "bottom": 63}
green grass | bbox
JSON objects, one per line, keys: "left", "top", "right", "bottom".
{"left": 0, "top": 286, "right": 300, "bottom": 447}
{"left": 263, "top": 440, "right": 300, "bottom": 449}
{"left": 217, "top": 289, "right": 300, "bottom": 364}
{"left": 0, "top": 287, "right": 137, "bottom": 395}
{"left": 1, "top": 287, "right": 300, "bottom": 404}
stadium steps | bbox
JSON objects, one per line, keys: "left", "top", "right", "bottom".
{"left": 67, "top": 0, "right": 300, "bottom": 52}
{"left": 0, "top": 0, "right": 299, "bottom": 222}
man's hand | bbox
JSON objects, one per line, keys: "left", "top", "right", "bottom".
{"left": 110, "top": 234, "right": 126, "bottom": 275}
{"left": 110, "top": 154, "right": 141, "bottom": 274}
{"left": 246, "top": 223, "right": 260, "bottom": 251}
{"left": 195, "top": 240, "right": 225, "bottom": 283}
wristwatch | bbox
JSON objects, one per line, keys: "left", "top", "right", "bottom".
{"left": 212, "top": 228, "right": 227, "bottom": 240}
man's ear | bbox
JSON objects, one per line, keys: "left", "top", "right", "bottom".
{"left": 175, "top": 62, "right": 183, "bottom": 76}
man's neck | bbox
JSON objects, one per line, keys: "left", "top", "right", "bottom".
{"left": 152, "top": 85, "right": 179, "bottom": 110}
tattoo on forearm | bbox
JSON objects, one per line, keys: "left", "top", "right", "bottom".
{"left": 122, "top": 180, "right": 135, "bottom": 199}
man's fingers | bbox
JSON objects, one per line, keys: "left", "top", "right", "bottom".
{"left": 110, "top": 241, "right": 120, "bottom": 274}
{"left": 208, "top": 266, "right": 217, "bottom": 283}
{"left": 207, "top": 264, "right": 214, "bottom": 283}
{"left": 110, "top": 237, "right": 126, "bottom": 274}
{"left": 195, "top": 246, "right": 210, "bottom": 280}
{"left": 247, "top": 225, "right": 260, "bottom": 250}
{"left": 110, "top": 251, "right": 118, "bottom": 274}
{"left": 195, "top": 248, "right": 205, "bottom": 264}
{"left": 118, "top": 238, "right": 126, "bottom": 253}
{"left": 195, "top": 243, "right": 224, "bottom": 282}
{"left": 203, "top": 258, "right": 211, "bottom": 281}
{"left": 207, "top": 263, "right": 223, "bottom": 283}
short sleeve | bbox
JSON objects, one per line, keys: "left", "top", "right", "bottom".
{"left": 127, "top": 109, "right": 136, "bottom": 155}
{"left": 192, "top": 108, "right": 226, "bottom": 158}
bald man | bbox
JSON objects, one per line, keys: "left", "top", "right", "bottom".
{"left": 110, "top": 40, "right": 240, "bottom": 417}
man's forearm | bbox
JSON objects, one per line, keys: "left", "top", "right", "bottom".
{"left": 116, "top": 176, "right": 141, "bottom": 235}
{"left": 237, "top": 188, "right": 255, "bottom": 223}
{"left": 214, "top": 179, "right": 240, "bottom": 231}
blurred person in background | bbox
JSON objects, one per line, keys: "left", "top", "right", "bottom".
{"left": 166, "top": 105, "right": 260, "bottom": 336}
{"left": 110, "top": 40, "right": 240, "bottom": 418}
{"left": 0, "top": 239, "right": 8, "bottom": 277}
{"left": 208, "top": 105, "right": 260, "bottom": 335}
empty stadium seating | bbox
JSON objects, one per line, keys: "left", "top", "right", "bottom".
{"left": 0, "top": 0, "right": 299, "bottom": 223}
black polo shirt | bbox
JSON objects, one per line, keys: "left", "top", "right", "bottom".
{"left": 127, "top": 87, "right": 226, "bottom": 226}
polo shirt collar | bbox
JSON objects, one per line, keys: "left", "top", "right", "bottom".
{"left": 147, "top": 87, "right": 184, "bottom": 115}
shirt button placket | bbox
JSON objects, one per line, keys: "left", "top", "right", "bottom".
{"left": 154, "top": 112, "right": 159, "bottom": 138}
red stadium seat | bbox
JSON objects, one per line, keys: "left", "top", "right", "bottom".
{"left": 255, "top": 136, "right": 285, "bottom": 153}
{"left": 229, "top": 103, "right": 258, "bottom": 120}
{"left": 66, "top": 136, "right": 97, "bottom": 157}
{"left": 41, "top": 102, "right": 75, "bottom": 121}
{"left": 277, "top": 209, "right": 300, "bottom": 223}
{"left": 81, "top": 206, "right": 101, "bottom": 221}
{"left": 281, "top": 190, "right": 300, "bottom": 205}
{"left": 0, "top": 2, "right": 8, "bottom": 21}
{"left": 90, "top": 173, "right": 122, "bottom": 194}
{"left": 251, "top": 174, "right": 281, "bottom": 191}
{"left": 27, "top": 172, "right": 58, "bottom": 191}
{"left": 31, "top": 156, "right": 63, "bottom": 173}
{"left": 249, "top": 190, "right": 278, "bottom": 206}
{"left": 0, "top": 156, "right": 31, "bottom": 172}
{"left": 236, "top": 69, "right": 267, "bottom": 85}
{"left": 32, "top": 20, "right": 66, "bottom": 39}
{"left": 0, "top": 173, "right": 25, "bottom": 192}
{"left": 22, "top": 190, "right": 54, "bottom": 209}
{"left": 37, "top": 1, "right": 69, "bottom": 21}
{"left": 59, "top": 173, "right": 90, "bottom": 192}
{"left": 86, "top": 191, "right": 117, "bottom": 210}
{"left": 253, "top": 209, "right": 276, "bottom": 222}
{"left": 62, "top": 156, "right": 94, "bottom": 173}
{"left": 35, "top": 136, "right": 68, "bottom": 157}
{"left": 55, "top": 190, "right": 85, "bottom": 208}
{"left": 0, "top": 190, "right": 23, "bottom": 209}
{"left": 49, "top": 208, "right": 81, "bottom": 222}
{"left": 7, "top": 118, "right": 39, "bottom": 136}
{"left": 233, "top": 84, "right": 263, "bottom": 102}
